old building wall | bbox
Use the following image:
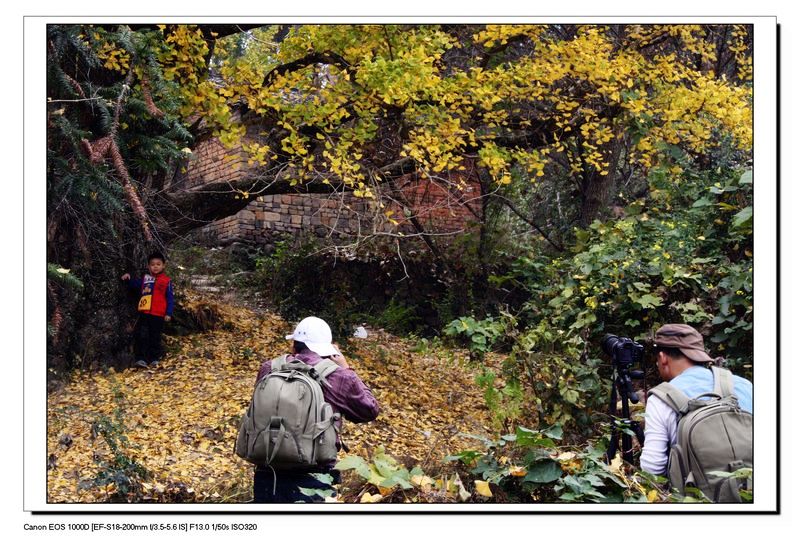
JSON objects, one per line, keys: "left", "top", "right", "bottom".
{"left": 181, "top": 120, "right": 481, "bottom": 247}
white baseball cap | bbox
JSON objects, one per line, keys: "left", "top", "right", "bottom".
{"left": 285, "top": 316, "right": 339, "bottom": 357}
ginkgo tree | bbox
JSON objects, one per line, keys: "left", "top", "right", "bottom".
{"left": 216, "top": 24, "right": 752, "bottom": 228}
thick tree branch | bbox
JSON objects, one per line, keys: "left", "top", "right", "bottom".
{"left": 262, "top": 51, "right": 356, "bottom": 87}
{"left": 496, "top": 195, "right": 565, "bottom": 252}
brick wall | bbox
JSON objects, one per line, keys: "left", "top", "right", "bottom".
{"left": 181, "top": 120, "right": 481, "bottom": 246}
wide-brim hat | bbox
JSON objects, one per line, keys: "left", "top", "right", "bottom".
{"left": 286, "top": 316, "right": 339, "bottom": 357}
{"left": 654, "top": 323, "right": 714, "bottom": 363}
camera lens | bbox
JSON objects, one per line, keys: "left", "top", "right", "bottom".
{"left": 601, "top": 334, "right": 619, "bottom": 357}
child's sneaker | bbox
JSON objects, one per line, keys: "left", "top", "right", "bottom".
{"left": 149, "top": 360, "right": 160, "bottom": 368}
{"left": 134, "top": 359, "right": 148, "bottom": 368}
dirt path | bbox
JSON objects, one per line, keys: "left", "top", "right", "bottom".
{"left": 46, "top": 290, "right": 493, "bottom": 503}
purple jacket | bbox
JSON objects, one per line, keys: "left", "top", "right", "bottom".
{"left": 255, "top": 349, "right": 380, "bottom": 432}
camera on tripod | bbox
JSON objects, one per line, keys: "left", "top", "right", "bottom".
{"left": 601, "top": 334, "right": 647, "bottom": 464}
{"left": 602, "top": 334, "right": 645, "bottom": 383}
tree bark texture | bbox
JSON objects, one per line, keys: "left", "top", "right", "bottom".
{"left": 579, "top": 129, "right": 625, "bottom": 227}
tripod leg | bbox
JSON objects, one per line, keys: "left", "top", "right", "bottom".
{"left": 621, "top": 427, "right": 634, "bottom": 464}
{"left": 605, "top": 377, "right": 620, "bottom": 463}
{"left": 633, "top": 421, "right": 645, "bottom": 446}
{"left": 606, "top": 423, "right": 620, "bottom": 463}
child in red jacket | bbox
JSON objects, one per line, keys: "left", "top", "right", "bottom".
{"left": 121, "top": 251, "right": 174, "bottom": 368}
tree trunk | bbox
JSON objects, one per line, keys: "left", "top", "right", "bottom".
{"left": 579, "top": 129, "right": 625, "bottom": 227}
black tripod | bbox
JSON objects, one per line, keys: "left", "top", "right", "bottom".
{"left": 605, "top": 365, "right": 646, "bottom": 464}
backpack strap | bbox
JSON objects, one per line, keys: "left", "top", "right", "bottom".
{"left": 648, "top": 383, "right": 692, "bottom": 416}
{"left": 310, "top": 359, "right": 339, "bottom": 387}
{"left": 264, "top": 416, "right": 288, "bottom": 465}
{"left": 711, "top": 366, "right": 735, "bottom": 398}
{"left": 271, "top": 355, "right": 339, "bottom": 386}
{"left": 270, "top": 354, "right": 293, "bottom": 373}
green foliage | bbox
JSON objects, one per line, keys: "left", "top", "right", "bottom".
{"left": 247, "top": 236, "right": 465, "bottom": 339}
{"left": 447, "top": 427, "right": 665, "bottom": 503}
{"left": 47, "top": 263, "right": 85, "bottom": 291}
{"left": 333, "top": 431, "right": 669, "bottom": 503}
{"left": 375, "top": 298, "right": 424, "bottom": 336}
{"left": 473, "top": 369, "right": 524, "bottom": 432}
{"left": 297, "top": 473, "right": 337, "bottom": 502}
{"left": 336, "top": 446, "right": 425, "bottom": 491}
{"left": 444, "top": 315, "right": 506, "bottom": 361}
{"left": 250, "top": 237, "right": 356, "bottom": 337}
{"left": 444, "top": 165, "right": 752, "bottom": 437}
{"left": 536, "top": 166, "right": 753, "bottom": 371}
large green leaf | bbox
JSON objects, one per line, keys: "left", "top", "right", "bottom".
{"left": 523, "top": 460, "right": 562, "bottom": 483}
{"left": 629, "top": 292, "right": 663, "bottom": 309}
{"left": 731, "top": 206, "right": 753, "bottom": 231}
{"left": 542, "top": 423, "right": 563, "bottom": 440}
{"left": 515, "top": 426, "right": 556, "bottom": 448}
{"left": 334, "top": 455, "right": 371, "bottom": 480}
{"left": 739, "top": 170, "right": 753, "bottom": 185}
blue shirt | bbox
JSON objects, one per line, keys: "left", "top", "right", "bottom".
{"left": 670, "top": 365, "right": 753, "bottom": 413}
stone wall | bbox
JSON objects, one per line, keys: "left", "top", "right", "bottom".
{"left": 201, "top": 178, "right": 480, "bottom": 247}
{"left": 179, "top": 138, "right": 249, "bottom": 190}
{"left": 180, "top": 115, "right": 481, "bottom": 247}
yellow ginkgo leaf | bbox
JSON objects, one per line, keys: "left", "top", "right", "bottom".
{"left": 474, "top": 480, "right": 492, "bottom": 498}
{"left": 647, "top": 489, "right": 659, "bottom": 503}
{"left": 411, "top": 474, "right": 434, "bottom": 487}
{"left": 360, "top": 492, "right": 383, "bottom": 503}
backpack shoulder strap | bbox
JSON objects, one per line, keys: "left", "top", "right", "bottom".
{"left": 270, "top": 354, "right": 293, "bottom": 373}
{"left": 312, "top": 359, "right": 339, "bottom": 387}
{"left": 711, "top": 366, "right": 735, "bottom": 398}
{"left": 648, "top": 382, "right": 692, "bottom": 416}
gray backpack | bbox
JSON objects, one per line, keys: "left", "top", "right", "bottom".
{"left": 648, "top": 366, "right": 753, "bottom": 503}
{"left": 235, "top": 355, "right": 341, "bottom": 470}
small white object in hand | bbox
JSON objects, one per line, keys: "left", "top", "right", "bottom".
{"left": 353, "top": 326, "right": 368, "bottom": 339}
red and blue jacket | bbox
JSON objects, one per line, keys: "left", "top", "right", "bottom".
{"left": 126, "top": 272, "right": 174, "bottom": 318}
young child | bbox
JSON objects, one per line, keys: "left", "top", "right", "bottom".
{"left": 121, "top": 251, "right": 174, "bottom": 368}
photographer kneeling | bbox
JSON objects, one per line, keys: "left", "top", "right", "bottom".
{"left": 642, "top": 324, "right": 753, "bottom": 502}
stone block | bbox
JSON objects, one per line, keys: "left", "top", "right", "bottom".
{"left": 263, "top": 212, "right": 281, "bottom": 222}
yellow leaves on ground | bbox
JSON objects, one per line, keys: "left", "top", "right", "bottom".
{"left": 341, "top": 330, "right": 494, "bottom": 465}
{"left": 47, "top": 289, "right": 493, "bottom": 503}
{"left": 360, "top": 492, "right": 384, "bottom": 503}
{"left": 554, "top": 451, "right": 583, "bottom": 474}
{"left": 410, "top": 474, "right": 435, "bottom": 488}
{"left": 474, "top": 480, "right": 493, "bottom": 498}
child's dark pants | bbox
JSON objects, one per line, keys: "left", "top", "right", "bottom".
{"left": 133, "top": 314, "right": 165, "bottom": 363}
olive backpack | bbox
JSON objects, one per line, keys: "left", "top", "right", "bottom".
{"left": 648, "top": 366, "right": 752, "bottom": 503}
